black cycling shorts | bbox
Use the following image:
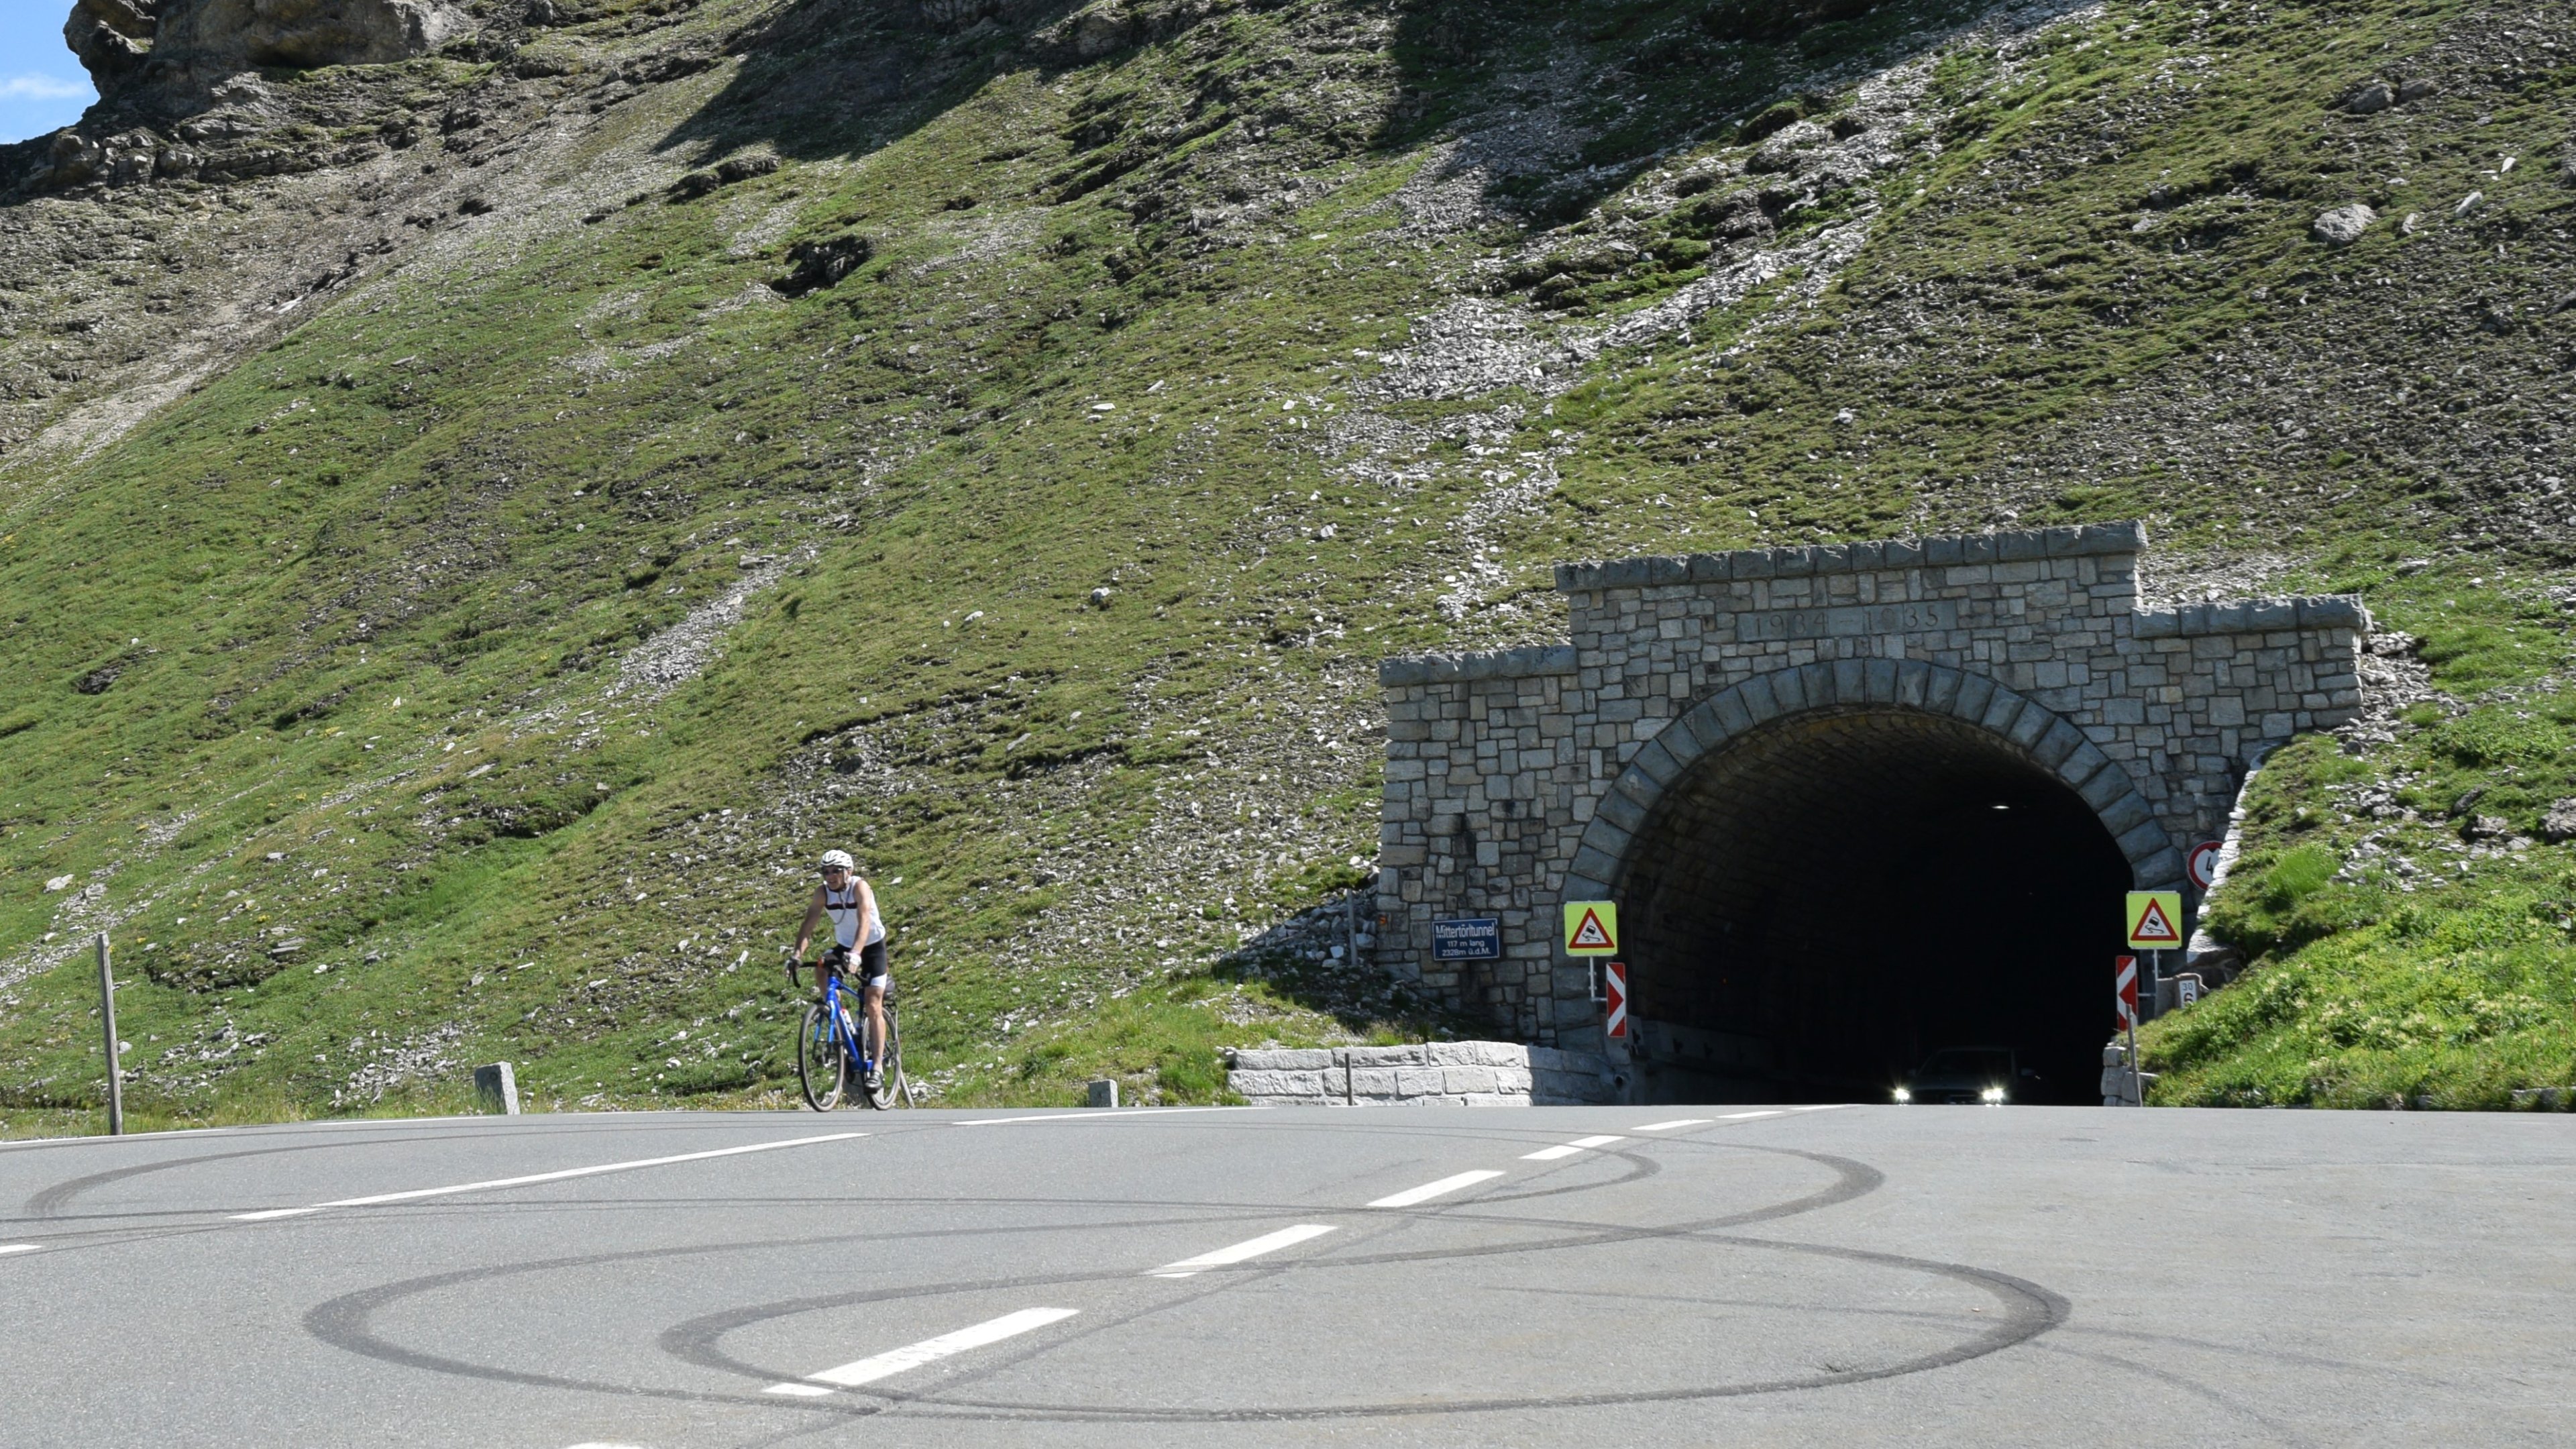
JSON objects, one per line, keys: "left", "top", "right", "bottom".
{"left": 848, "top": 939, "right": 890, "bottom": 988}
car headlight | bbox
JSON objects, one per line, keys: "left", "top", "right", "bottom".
{"left": 1981, "top": 1085, "right": 2007, "bottom": 1104}
{"left": 1892, "top": 1087, "right": 1911, "bottom": 1104}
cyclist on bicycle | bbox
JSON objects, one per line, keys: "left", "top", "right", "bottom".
{"left": 791, "top": 849, "right": 891, "bottom": 1091}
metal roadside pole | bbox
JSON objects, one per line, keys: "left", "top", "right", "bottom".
{"left": 96, "top": 932, "right": 124, "bottom": 1136}
{"left": 2176, "top": 838, "right": 2222, "bottom": 1014}
{"left": 2129, "top": 973, "right": 2140, "bottom": 1104}
{"left": 1563, "top": 900, "right": 1623, "bottom": 1061}
{"left": 2121, "top": 891, "right": 2186, "bottom": 1105}
{"left": 2114, "top": 955, "right": 2141, "bottom": 1104}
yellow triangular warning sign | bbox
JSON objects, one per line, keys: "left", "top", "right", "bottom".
{"left": 1564, "top": 900, "right": 1620, "bottom": 954}
{"left": 1569, "top": 908, "right": 1614, "bottom": 950}
{"left": 2129, "top": 896, "right": 2181, "bottom": 946}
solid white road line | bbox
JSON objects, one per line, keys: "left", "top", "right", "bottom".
{"left": 227, "top": 1132, "right": 868, "bottom": 1221}
{"left": 0, "top": 1244, "right": 40, "bottom": 1256}
{"left": 1148, "top": 1224, "right": 1337, "bottom": 1278}
{"left": 1520, "top": 1134, "right": 1627, "bottom": 1161}
{"left": 766, "top": 1307, "right": 1081, "bottom": 1395}
{"left": 1367, "top": 1169, "right": 1505, "bottom": 1208}
{"left": 953, "top": 1107, "right": 1244, "bottom": 1126}
{"left": 1631, "top": 1118, "right": 1714, "bottom": 1132}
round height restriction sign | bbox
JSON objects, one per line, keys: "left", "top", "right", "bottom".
{"left": 2186, "top": 841, "right": 2223, "bottom": 892}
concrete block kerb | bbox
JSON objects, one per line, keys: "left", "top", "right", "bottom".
{"left": 1375, "top": 521, "right": 2364, "bottom": 1052}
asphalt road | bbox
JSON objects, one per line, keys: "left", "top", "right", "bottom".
{"left": 1, "top": 1103, "right": 2569, "bottom": 1447}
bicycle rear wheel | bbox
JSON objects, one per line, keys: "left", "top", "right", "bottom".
{"left": 865, "top": 1003, "right": 906, "bottom": 1110}
{"left": 796, "top": 1002, "right": 845, "bottom": 1111}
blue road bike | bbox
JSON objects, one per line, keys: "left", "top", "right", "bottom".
{"left": 788, "top": 947, "right": 908, "bottom": 1111}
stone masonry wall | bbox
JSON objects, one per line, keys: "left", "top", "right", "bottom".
{"left": 1374, "top": 522, "right": 2366, "bottom": 1053}
{"left": 1224, "top": 1041, "right": 1619, "bottom": 1107}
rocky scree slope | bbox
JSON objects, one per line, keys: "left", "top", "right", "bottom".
{"left": 0, "top": 0, "right": 2570, "bottom": 1130}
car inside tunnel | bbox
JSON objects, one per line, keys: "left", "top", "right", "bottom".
{"left": 1617, "top": 706, "right": 2135, "bottom": 1106}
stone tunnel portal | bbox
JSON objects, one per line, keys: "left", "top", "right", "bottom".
{"left": 1371, "top": 523, "right": 2369, "bottom": 1101}
{"left": 1616, "top": 705, "right": 2133, "bottom": 1106}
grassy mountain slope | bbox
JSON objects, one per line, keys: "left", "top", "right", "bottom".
{"left": 3, "top": 0, "right": 2571, "bottom": 1132}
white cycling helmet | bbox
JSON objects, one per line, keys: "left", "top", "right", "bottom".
{"left": 818, "top": 849, "right": 855, "bottom": 872}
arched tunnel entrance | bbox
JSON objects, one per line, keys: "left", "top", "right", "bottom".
{"left": 1617, "top": 706, "right": 2134, "bottom": 1106}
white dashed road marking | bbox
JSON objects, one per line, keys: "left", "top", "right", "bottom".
{"left": 1148, "top": 1224, "right": 1338, "bottom": 1278}
{"left": 1719, "top": 1110, "right": 1785, "bottom": 1121}
{"left": 1367, "top": 1170, "right": 1506, "bottom": 1208}
{"left": 1521, "top": 1134, "right": 1627, "bottom": 1161}
{"left": 227, "top": 1132, "right": 869, "bottom": 1220}
{"left": 765, "top": 1307, "right": 1082, "bottom": 1396}
{"left": 1790, "top": 1104, "right": 1859, "bottom": 1112}
{"left": 0, "top": 1244, "right": 40, "bottom": 1256}
{"left": 1631, "top": 1118, "right": 1713, "bottom": 1132}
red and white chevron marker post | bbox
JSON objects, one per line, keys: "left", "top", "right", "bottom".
{"left": 1603, "top": 961, "right": 1627, "bottom": 1040}
{"left": 2114, "top": 954, "right": 2141, "bottom": 1104}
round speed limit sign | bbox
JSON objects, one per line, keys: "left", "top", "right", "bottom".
{"left": 2186, "top": 841, "right": 2223, "bottom": 892}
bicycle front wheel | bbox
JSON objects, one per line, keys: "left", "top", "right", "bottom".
{"left": 865, "top": 1005, "right": 906, "bottom": 1110}
{"left": 796, "top": 1002, "right": 845, "bottom": 1112}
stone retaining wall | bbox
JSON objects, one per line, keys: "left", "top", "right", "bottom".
{"left": 1224, "top": 1041, "right": 1618, "bottom": 1106}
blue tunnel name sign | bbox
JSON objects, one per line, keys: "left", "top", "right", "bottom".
{"left": 1430, "top": 916, "right": 1501, "bottom": 961}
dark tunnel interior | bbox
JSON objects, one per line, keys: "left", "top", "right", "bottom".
{"left": 1617, "top": 707, "right": 2135, "bottom": 1106}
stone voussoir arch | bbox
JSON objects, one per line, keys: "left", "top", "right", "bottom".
{"left": 1559, "top": 657, "right": 2186, "bottom": 912}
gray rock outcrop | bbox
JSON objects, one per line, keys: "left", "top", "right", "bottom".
{"left": 1747, "top": 119, "right": 1829, "bottom": 173}
{"left": 64, "top": 0, "right": 159, "bottom": 88}
{"left": 65, "top": 0, "right": 474, "bottom": 100}
{"left": 2543, "top": 798, "right": 2576, "bottom": 843}
{"left": 920, "top": 0, "right": 1001, "bottom": 30}
{"left": 2312, "top": 203, "right": 2374, "bottom": 245}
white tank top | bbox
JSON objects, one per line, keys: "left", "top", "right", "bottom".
{"left": 823, "top": 881, "right": 886, "bottom": 949}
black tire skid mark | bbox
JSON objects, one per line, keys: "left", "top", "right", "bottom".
{"left": 20, "top": 1132, "right": 504, "bottom": 1219}
{"left": 9, "top": 1104, "right": 1773, "bottom": 1226}
{"left": 792, "top": 1148, "right": 2052, "bottom": 1422}
{"left": 303, "top": 1143, "right": 2069, "bottom": 1421}
{"left": 0, "top": 1114, "right": 806, "bottom": 1159}
{"left": 908, "top": 1246, "right": 2066, "bottom": 1423}
{"left": 2028, "top": 1338, "right": 2319, "bottom": 1449}
{"left": 655, "top": 1202, "right": 1440, "bottom": 1384}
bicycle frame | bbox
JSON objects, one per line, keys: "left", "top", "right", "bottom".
{"left": 819, "top": 963, "right": 877, "bottom": 1077}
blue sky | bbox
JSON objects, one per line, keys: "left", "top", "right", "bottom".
{"left": 3, "top": 1, "right": 99, "bottom": 145}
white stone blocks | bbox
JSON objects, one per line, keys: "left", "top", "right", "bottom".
{"left": 1230, "top": 1048, "right": 1337, "bottom": 1071}
{"left": 1226, "top": 1040, "right": 1617, "bottom": 1107}
{"left": 1440, "top": 1066, "right": 1498, "bottom": 1094}
{"left": 1230, "top": 1069, "right": 1328, "bottom": 1097}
